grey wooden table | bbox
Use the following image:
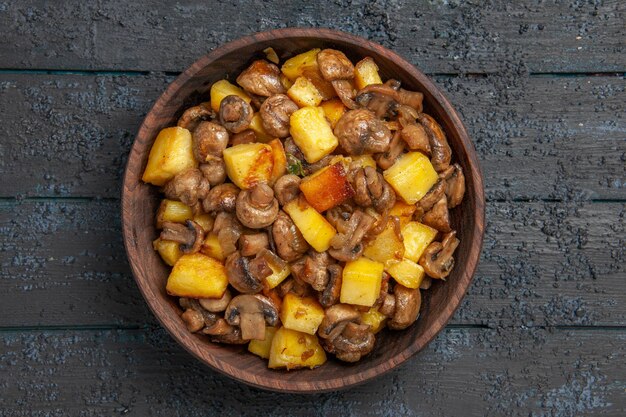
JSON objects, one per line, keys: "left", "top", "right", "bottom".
{"left": 1, "top": 1, "right": 624, "bottom": 415}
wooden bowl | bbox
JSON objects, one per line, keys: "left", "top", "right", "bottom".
{"left": 121, "top": 28, "right": 485, "bottom": 393}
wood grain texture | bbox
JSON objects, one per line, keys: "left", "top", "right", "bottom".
{"left": 121, "top": 28, "right": 485, "bottom": 392}
{"left": 1, "top": 200, "right": 623, "bottom": 328}
{"left": 1, "top": 73, "right": 624, "bottom": 200}
{"left": 0, "top": 327, "right": 623, "bottom": 416}
{"left": 1, "top": 0, "right": 624, "bottom": 74}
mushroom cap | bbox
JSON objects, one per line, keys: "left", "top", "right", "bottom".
{"left": 236, "top": 60, "right": 285, "bottom": 97}
{"left": 177, "top": 102, "right": 214, "bottom": 131}
{"left": 422, "top": 196, "right": 452, "bottom": 233}
{"left": 272, "top": 210, "right": 310, "bottom": 262}
{"left": 203, "top": 183, "right": 239, "bottom": 213}
{"left": 219, "top": 95, "right": 254, "bottom": 133}
{"left": 317, "top": 49, "right": 355, "bottom": 81}
{"left": 163, "top": 168, "right": 210, "bottom": 211}
{"left": 273, "top": 174, "right": 301, "bottom": 206}
{"left": 419, "top": 231, "right": 460, "bottom": 280}
{"left": 388, "top": 284, "right": 421, "bottom": 330}
{"left": 417, "top": 113, "right": 451, "bottom": 172}
{"left": 199, "top": 156, "right": 227, "bottom": 187}
{"left": 192, "top": 121, "right": 229, "bottom": 162}
{"left": 160, "top": 220, "right": 204, "bottom": 254}
{"left": 224, "top": 251, "right": 263, "bottom": 294}
{"left": 318, "top": 303, "right": 360, "bottom": 340}
{"left": 260, "top": 94, "right": 298, "bottom": 138}
{"left": 334, "top": 109, "right": 392, "bottom": 155}
{"left": 235, "top": 183, "right": 279, "bottom": 229}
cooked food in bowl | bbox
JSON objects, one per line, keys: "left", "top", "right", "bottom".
{"left": 141, "top": 47, "right": 465, "bottom": 370}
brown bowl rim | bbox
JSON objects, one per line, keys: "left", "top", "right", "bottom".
{"left": 121, "top": 27, "right": 485, "bottom": 393}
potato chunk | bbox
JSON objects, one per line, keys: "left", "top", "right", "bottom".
{"left": 283, "top": 197, "right": 337, "bottom": 252}
{"left": 248, "top": 326, "right": 277, "bottom": 359}
{"left": 402, "top": 221, "right": 438, "bottom": 263}
{"left": 355, "top": 57, "right": 383, "bottom": 90}
{"left": 299, "top": 163, "right": 354, "bottom": 212}
{"left": 156, "top": 199, "right": 193, "bottom": 228}
{"left": 268, "top": 327, "right": 327, "bottom": 370}
{"left": 153, "top": 238, "right": 182, "bottom": 266}
{"left": 222, "top": 142, "right": 274, "bottom": 189}
{"left": 281, "top": 48, "right": 321, "bottom": 81}
{"left": 200, "top": 233, "right": 225, "bottom": 261}
{"left": 142, "top": 127, "right": 196, "bottom": 186}
{"left": 289, "top": 106, "right": 338, "bottom": 163}
{"left": 340, "top": 257, "right": 384, "bottom": 307}
{"left": 383, "top": 152, "right": 438, "bottom": 204}
{"left": 360, "top": 307, "right": 387, "bottom": 334}
{"left": 166, "top": 253, "right": 228, "bottom": 299}
{"left": 268, "top": 138, "right": 287, "bottom": 185}
{"left": 280, "top": 293, "right": 325, "bottom": 335}
{"left": 320, "top": 98, "right": 347, "bottom": 128}
{"left": 209, "top": 79, "right": 252, "bottom": 112}
{"left": 386, "top": 258, "right": 425, "bottom": 289}
{"left": 362, "top": 221, "right": 405, "bottom": 264}
{"left": 287, "top": 76, "right": 324, "bottom": 108}
{"left": 389, "top": 201, "right": 417, "bottom": 227}
{"left": 248, "top": 113, "right": 273, "bottom": 143}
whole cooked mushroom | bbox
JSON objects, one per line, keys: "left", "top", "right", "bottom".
{"left": 235, "top": 183, "right": 279, "bottom": 229}
{"left": 177, "top": 102, "right": 214, "bottom": 131}
{"left": 202, "top": 183, "right": 239, "bottom": 213}
{"left": 219, "top": 95, "right": 254, "bottom": 133}
{"left": 327, "top": 208, "right": 376, "bottom": 262}
{"left": 202, "top": 318, "right": 246, "bottom": 344}
{"left": 224, "top": 251, "right": 264, "bottom": 294}
{"left": 417, "top": 113, "right": 451, "bottom": 172}
{"left": 259, "top": 94, "right": 299, "bottom": 138}
{"left": 199, "top": 289, "right": 232, "bottom": 312}
{"left": 317, "top": 49, "right": 355, "bottom": 81}
{"left": 421, "top": 196, "right": 451, "bottom": 233}
{"left": 388, "top": 284, "right": 421, "bottom": 330}
{"left": 272, "top": 174, "right": 301, "bottom": 206}
{"left": 271, "top": 210, "right": 310, "bottom": 261}
{"left": 192, "top": 121, "right": 229, "bottom": 162}
{"left": 163, "top": 168, "right": 210, "bottom": 213}
{"left": 160, "top": 220, "right": 204, "bottom": 254}
{"left": 236, "top": 60, "right": 285, "bottom": 97}
{"left": 199, "top": 156, "right": 227, "bottom": 186}
{"left": 352, "top": 166, "right": 396, "bottom": 213}
{"left": 290, "top": 250, "right": 330, "bottom": 291}
{"left": 419, "top": 231, "right": 460, "bottom": 280}
{"left": 225, "top": 294, "right": 279, "bottom": 340}
{"left": 179, "top": 298, "right": 218, "bottom": 332}
{"left": 318, "top": 304, "right": 375, "bottom": 362}
{"left": 334, "top": 109, "right": 392, "bottom": 155}
{"left": 318, "top": 264, "right": 343, "bottom": 308}
{"left": 356, "top": 80, "right": 424, "bottom": 118}
{"left": 440, "top": 163, "right": 465, "bottom": 208}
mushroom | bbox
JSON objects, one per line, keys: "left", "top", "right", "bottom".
{"left": 278, "top": 276, "right": 311, "bottom": 298}
{"left": 218, "top": 95, "right": 254, "bottom": 133}
{"left": 225, "top": 294, "right": 279, "bottom": 340}
{"left": 236, "top": 183, "right": 279, "bottom": 229}
{"left": 378, "top": 292, "right": 396, "bottom": 317}
{"left": 328, "top": 208, "right": 376, "bottom": 262}
{"left": 440, "top": 163, "right": 465, "bottom": 208}
{"left": 416, "top": 179, "right": 446, "bottom": 215}
{"left": 317, "top": 49, "right": 355, "bottom": 81}
{"left": 273, "top": 174, "right": 301, "bottom": 206}
{"left": 421, "top": 196, "right": 451, "bottom": 233}
{"left": 199, "top": 289, "right": 232, "bottom": 312}
{"left": 199, "top": 156, "right": 227, "bottom": 186}
{"left": 177, "top": 102, "right": 214, "bottom": 131}
{"left": 401, "top": 122, "right": 431, "bottom": 154}
{"left": 239, "top": 232, "right": 269, "bottom": 257}
{"left": 260, "top": 94, "right": 299, "bottom": 138}
{"left": 318, "top": 264, "right": 343, "bottom": 308}
{"left": 230, "top": 129, "right": 257, "bottom": 146}
{"left": 236, "top": 60, "right": 285, "bottom": 97}
{"left": 375, "top": 130, "right": 405, "bottom": 170}
{"left": 192, "top": 121, "right": 229, "bottom": 162}
{"left": 290, "top": 250, "right": 330, "bottom": 291}
{"left": 355, "top": 80, "right": 424, "bottom": 118}
{"left": 160, "top": 220, "right": 204, "bottom": 254}
{"left": 163, "top": 168, "right": 210, "bottom": 213}
{"left": 202, "top": 318, "right": 246, "bottom": 344}
{"left": 419, "top": 231, "right": 460, "bottom": 280}
{"left": 318, "top": 304, "right": 375, "bottom": 362}
{"left": 179, "top": 298, "right": 218, "bottom": 332}
{"left": 334, "top": 109, "right": 392, "bottom": 155}
{"left": 224, "top": 251, "right": 263, "bottom": 294}
{"left": 331, "top": 79, "right": 358, "bottom": 109}
{"left": 212, "top": 212, "right": 243, "bottom": 256}
{"left": 388, "top": 284, "right": 421, "bottom": 330}
{"left": 352, "top": 166, "right": 396, "bottom": 213}
{"left": 417, "top": 113, "right": 451, "bottom": 172}
{"left": 202, "top": 183, "right": 239, "bottom": 213}
{"left": 271, "top": 210, "right": 310, "bottom": 261}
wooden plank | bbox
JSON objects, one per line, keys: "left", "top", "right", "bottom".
{"left": 0, "top": 327, "right": 623, "bottom": 415}
{"left": 1, "top": 200, "right": 623, "bottom": 328}
{"left": 1, "top": 73, "right": 624, "bottom": 200}
{"left": 1, "top": 1, "right": 624, "bottom": 73}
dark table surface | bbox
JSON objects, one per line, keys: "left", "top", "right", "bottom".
{"left": 1, "top": 1, "right": 625, "bottom": 415}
